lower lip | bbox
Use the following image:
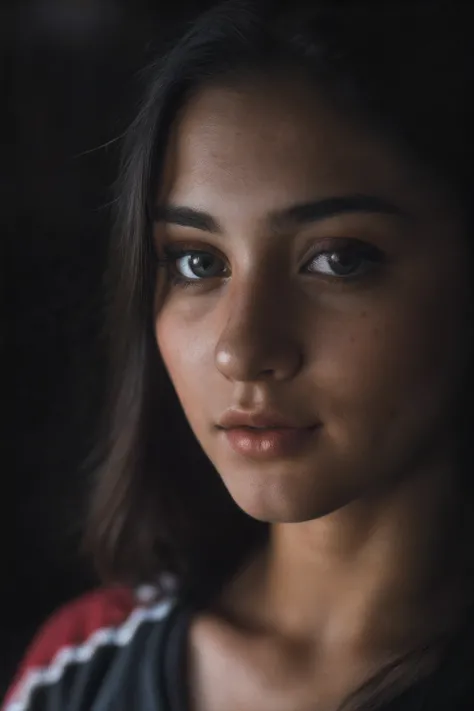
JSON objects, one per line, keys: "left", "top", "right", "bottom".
{"left": 220, "top": 426, "right": 320, "bottom": 460}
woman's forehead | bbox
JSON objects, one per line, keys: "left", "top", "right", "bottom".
{"left": 158, "top": 82, "right": 460, "bottom": 228}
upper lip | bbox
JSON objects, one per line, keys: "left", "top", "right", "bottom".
{"left": 217, "top": 408, "right": 319, "bottom": 430}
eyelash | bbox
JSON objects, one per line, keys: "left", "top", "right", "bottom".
{"left": 156, "top": 241, "right": 385, "bottom": 290}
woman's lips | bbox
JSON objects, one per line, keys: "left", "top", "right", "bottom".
{"left": 220, "top": 425, "right": 320, "bottom": 460}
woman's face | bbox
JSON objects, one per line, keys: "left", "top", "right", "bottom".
{"left": 153, "top": 74, "right": 472, "bottom": 522}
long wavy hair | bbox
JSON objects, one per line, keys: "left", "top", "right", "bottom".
{"left": 83, "top": 1, "right": 474, "bottom": 706}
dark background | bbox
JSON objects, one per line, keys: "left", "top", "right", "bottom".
{"left": 3, "top": 0, "right": 213, "bottom": 696}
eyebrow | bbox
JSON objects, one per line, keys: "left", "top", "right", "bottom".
{"left": 153, "top": 194, "right": 409, "bottom": 234}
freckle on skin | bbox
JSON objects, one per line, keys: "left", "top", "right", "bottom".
{"left": 361, "top": 311, "right": 367, "bottom": 318}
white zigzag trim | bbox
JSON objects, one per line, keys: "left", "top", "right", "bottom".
{"left": 5, "top": 596, "right": 176, "bottom": 711}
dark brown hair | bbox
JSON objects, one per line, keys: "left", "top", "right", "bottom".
{"left": 83, "top": 1, "right": 474, "bottom": 704}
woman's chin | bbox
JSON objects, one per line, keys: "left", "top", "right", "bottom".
{"left": 223, "top": 471, "right": 358, "bottom": 524}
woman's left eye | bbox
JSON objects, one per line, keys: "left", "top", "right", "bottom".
{"left": 304, "top": 243, "right": 384, "bottom": 278}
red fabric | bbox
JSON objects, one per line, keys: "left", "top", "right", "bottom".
{"left": 3, "top": 587, "right": 135, "bottom": 707}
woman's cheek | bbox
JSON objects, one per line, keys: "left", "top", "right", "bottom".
{"left": 155, "top": 306, "right": 216, "bottom": 415}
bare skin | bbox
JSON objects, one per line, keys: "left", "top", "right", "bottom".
{"left": 153, "top": 73, "right": 473, "bottom": 710}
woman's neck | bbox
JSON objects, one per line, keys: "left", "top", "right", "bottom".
{"left": 219, "top": 450, "right": 470, "bottom": 659}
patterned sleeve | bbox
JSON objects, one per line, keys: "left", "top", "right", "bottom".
{"left": 2, "top": 587, "right": 139, "bottom": 711}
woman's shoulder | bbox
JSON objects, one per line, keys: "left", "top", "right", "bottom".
{"left": 2, "top": 581, "right": 178, "bottom": 711}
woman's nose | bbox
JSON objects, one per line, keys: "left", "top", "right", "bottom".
{"left": 214, "top": 279, "right": 303, "bottom": 383}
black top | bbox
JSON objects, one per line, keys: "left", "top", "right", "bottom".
{"left": 3, "top": 593, "right": 193, "bottom": 711}
{"left": 4, "top": 589, "right": 474, "bottom": 711}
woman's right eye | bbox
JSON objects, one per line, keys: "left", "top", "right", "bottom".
{"left": 158, "top": 248, "right": 228, "bottom": 288}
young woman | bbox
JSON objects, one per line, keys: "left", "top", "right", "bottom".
{"left": 4, "top": 1, "right": 474, "bottom": 709}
